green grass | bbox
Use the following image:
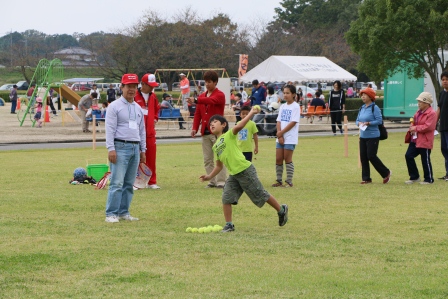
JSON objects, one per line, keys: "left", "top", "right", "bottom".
{"left": 1, "top": 133, "right": 448, "bottom": 298}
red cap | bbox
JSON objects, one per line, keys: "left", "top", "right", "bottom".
{"left": 121, "top": 73, "right": 139, "bottom": 85}
{"left": 141, "top": 74, "right": 159, "bottom": 87}
{"left": 359, "top": 87, "right": 376, "bottom": 101}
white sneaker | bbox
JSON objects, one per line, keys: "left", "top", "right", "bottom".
{"left": 105, "top": 215, "right": 119, "bottom": 223}
{"left": 119, "top": 215, "right": 139, "bottom": 221}
{"left": 133, "top": 186, "right": 139, "bottom": 190}
{"left": 147, "top": 184, "right": 161, "bottom": 189}
{"left": 405, "top": 178, "right": 421, "bottom": 184}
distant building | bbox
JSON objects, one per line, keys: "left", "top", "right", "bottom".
{"left": 53, "top": 47, "right": 97, "bottom": 67}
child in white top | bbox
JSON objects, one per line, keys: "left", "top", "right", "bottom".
{"left": 273, "top": 84, "right": 301, "bottom": 187}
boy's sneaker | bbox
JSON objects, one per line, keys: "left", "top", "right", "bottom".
{"left": 221, "top": 223, "right": 235, "bottom": 233}
{"left": 278, "top": 204, "right": 288, "bottom": 226}
{"left": 383, "top": 171, "right": 392, "bottom": 184}
{"left": 419, "top": 181, "right": 433, "bottom": 185}
{"left": 438, "top": 175, "right": 448, "bottom": 180}
{"left": 360, "top": 180, "right": 372, "bottom": 184}
{"left": 272, "top": 181, "right": 284, "bottom": 187}
{"left": 405, "top": 178, "right": 420, "bottom": 184}
{"left": 119, "top": 214, "right": 139, "bottom": 221}
{"left": 284, "top": 181, "right": 293, "bottom": 188}
{"left": 105, "top": 215, "right": 119, "bottom": 223}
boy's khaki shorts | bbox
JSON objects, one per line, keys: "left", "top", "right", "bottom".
{"left": 222, "top": 164, "right": 270, "bottom": 208}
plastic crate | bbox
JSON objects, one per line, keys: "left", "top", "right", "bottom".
{"left": 87, "top": 164, "right": 109, "bottom": 181}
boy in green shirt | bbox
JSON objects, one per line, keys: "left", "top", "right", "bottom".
{"left": 200, "top": 106, "right": 289, "bottom": 232}
{"left": 237, "top": 106, "right": 259, "bottom": 162}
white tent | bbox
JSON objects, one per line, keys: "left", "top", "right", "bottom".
{"left": 240, "top": 56, "right": 357, "bottom": 83}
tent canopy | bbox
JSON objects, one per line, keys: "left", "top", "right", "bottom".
{"left": 240, "top": 56, "right": 357, "bottom": 83}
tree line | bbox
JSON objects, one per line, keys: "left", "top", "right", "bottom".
{"left": 0, "top": 0, "right": 446, "bottom": 95}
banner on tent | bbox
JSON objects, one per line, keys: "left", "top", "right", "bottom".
{"left": 238, "top": 54, "right": 248, "bottom": 78}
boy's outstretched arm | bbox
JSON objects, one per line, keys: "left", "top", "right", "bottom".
{"left": 200, "top": 160, "right": 224, "bottom": 182}
{"left": 232, "top": 106, "right": 260, "bottom": 135}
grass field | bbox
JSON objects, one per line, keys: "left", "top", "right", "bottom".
{"left": 1, "top": 133, "right": 447, "bottom": 298}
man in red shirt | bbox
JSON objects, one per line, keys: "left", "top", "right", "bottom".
{"left": 179, "top": 73, "right": 190, "bottom": 111}
{"left": 188, "top": 71, "right": 227, "bottom": 188}
{"left": 134, "top": 73, "right": 161, "bottom": 189}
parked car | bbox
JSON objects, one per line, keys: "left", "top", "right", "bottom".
{"left": 295, "top": 85, "right": 317, "bottom": 97}
{"left": 362, "top": 82, "right": 378, "bottom": 91}
{"left": 190, "top": 80, "right": 205, "bottom": 88}
{"left": 71, "top": 83, "right": 92, "bottom": 91}
{"left": 154, "top": 83, "right": 168, "bottom": 91}
{"left": 307, "top": 82, "right": 319, "bottom": 89}
{"left": 171, "top": 82, "right": 180, "bottom": 91}
{"left": 267, "top": 82, "right": 285, "bottom": 92}
{"left": 0, "top": 84, "right": 14, "bottom": 90}
{"left": 16, "top": 81, "right": 29, "bottom": 90}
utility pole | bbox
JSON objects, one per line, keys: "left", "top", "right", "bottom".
{"left": 10, "top": 29, "right": 12, "bottom": 67}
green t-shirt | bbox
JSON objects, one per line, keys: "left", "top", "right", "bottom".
{"left": 237, "top": 120, "right": 258, "bottom": 152}
{"left": 213, "top": 130, "right": 251, "bottom": 175}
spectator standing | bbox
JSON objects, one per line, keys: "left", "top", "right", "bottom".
{"left": 78, "top": 92, "right": 97, "bottom": 133}
{"left": 90, "top": 84, "right": 101, "bottom": 103}
{"left": 105, "top": 74, "right": 146, "bottom": 223}
{"left": 9, "top": 85, "right": 18, "bottom": 114}
{"left": 436, "top": 70, "right": 448, "bottom": 181}
{"left": 232, "top": 93, "right": 244, "bottom": 123}
{"left": 134, "top": 74, "right": 161, "bottom": 189}
{"left": 273, "top": 84, "right": 301, "bottom": 187}
{"left": 405, "top": 92, "right": 437, "bottom": 184}
{"left": 48, "top": 88, "right": 57, "bottom": 116}
{"left": 240, "top": 87, "right": 248, "bottom": 102}
{"left": 187, "top": 70, "right": 227, "bottom": 188}
{"left": 328, "top": 80, "right": 346, "bottom": 136}
{"left": 199, "top": 107, "right": 288, "bottom": 232}
{"left": 355, "top": 87, "right": 391, "bottom": 184}
{"left": 160, "top": 94, "right": 186, "bottom": 130}
{"left": 251, "top": 79, "right": 267, "bottom": 106}
{"left": 107, "top": 84, "right": 117, "bottom": 103}
{"left": 347, "top": 84, "right": 355, "bottom": 98}
{"left": 237, "top": 106, "right": 259, "bottom": 162}
{"left": 179, "top": 73, "right": 190, "bottom": 111}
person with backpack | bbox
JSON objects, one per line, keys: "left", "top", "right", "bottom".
{"left": 356, "top": 87, "right": 391, "bottom": 184}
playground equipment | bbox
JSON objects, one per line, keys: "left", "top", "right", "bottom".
{"left": 18, "top": 58, "right": 83, "bottom": 127}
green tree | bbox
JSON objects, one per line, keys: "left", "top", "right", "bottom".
{"left": 346, "top": 0, "right": 448, "bottom": 98}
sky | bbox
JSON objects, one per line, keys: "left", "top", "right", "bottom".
{"left": 1, "top": 0, "right": 282, "bottom": 36}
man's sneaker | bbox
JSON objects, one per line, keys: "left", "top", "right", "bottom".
{"left": 147, "top": 184, "right": 161, "bottom": 189}
{"left": 221, "top": 223, "right": 235, "bottom": 233}
{"left": 119, "top": 214, "right": 139, "bottom": 221}
{"left": 360, "top": 180, "right": 372, "bottom": 184}
{"left": 405, "top": 178, "right": 421, "bottom": 184}
{"left": 383, "top": 171, "right": 392, "bottom": 184}
{"left": 105, "top": 215, "right": 119, "bottom": 223}
{"left": 438, "top": 175, "right": 448, "bottom": 180}
{"left": 278, "top": 204, "right": 288, "bottom": 226}
{"left": 419, "top": 181, "right": 433, "bottom": 185}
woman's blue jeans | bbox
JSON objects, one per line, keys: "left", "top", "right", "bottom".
{"left": 105, "top": 141, "right": 140, "bottom": 217}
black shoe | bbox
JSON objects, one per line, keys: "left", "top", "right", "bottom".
{"left": 205, "top": 183, "right": 216, "bottom": 188}
{"left": 438, "top": 175, "right": 448, "bottom": 180}
{"left": 11, "top": 112, "right": 16, "bottom": 114}
{"left": 179, "top": 127, "right": 186, "bottom": 130}
{"left": 221, "top": 223, "right": 235, "bottom": 232}
{"left": 278, "top": 204, "right": 288, "bottom": 226}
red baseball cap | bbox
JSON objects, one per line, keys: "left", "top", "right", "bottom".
{"left": 121, "top": 73, "right": 139, "bottom": 85}
{"left": 141, "top": 74, "right": 159, "bottom": 87}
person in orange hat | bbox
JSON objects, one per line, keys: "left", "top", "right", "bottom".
{"left": 179, "top": 73, "right": 190, "bottom": 111}
{"left": 134, "top": 73, "right": 161, "bottom": 189}
{"left": 356, "top": 87, "right": 391, "bottom": 184}
{"left": 105, "top": 73, "right": 146, "bottom": 223}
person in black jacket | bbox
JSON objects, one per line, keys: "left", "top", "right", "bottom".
{"left": 328, "top": 80, "right": 346, "bottom": 135}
